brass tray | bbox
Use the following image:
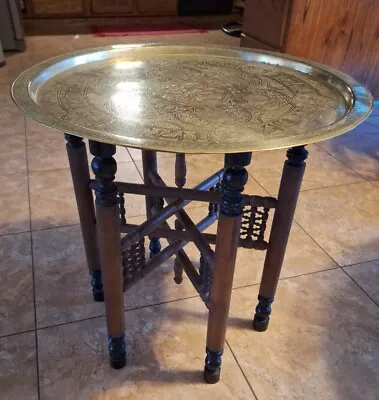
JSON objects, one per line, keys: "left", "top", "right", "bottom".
{"left": 12, "top": 44, "right": 373, "bottom": 153}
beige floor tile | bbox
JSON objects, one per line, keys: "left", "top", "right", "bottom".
{"left": 317, "top": 122, "right": 379, "bottom": 180}
{"left": 0, "top": 111, "right": 25, "bottom": 137}
{"left": 126, "top": 200, "right": 335, "bottom": 307}
{"left": 32, "top": 220, "right": 198, "bottom": 327}
{"left": 111, "top": 161, "right": 146, "bottom": 218}
{"left": 0, "top": 82, "right": 18, "bottom": 106}
{"left": 369, "top": 103, "right": 379, "bottom": 116}
{"left": 177, "top": 206, "right": 336, "bottom": 289}
{"left": 135, "top": 153, "right": 226, "bottom": 189}
{"left": 125, "top": 210, "right": 207, "bottom": 310}
{"left": 0, "top": 93, "right": 25, "bottom": 128}
{"left": 86, "top": 142, "right": 133, "bottom": 164}
{"left": 344, "top": 260, "right": 379, "bottom": 304}
{"left": 26, "top": 118, "right": 69, "bottom": 172}
{"left": 0, "top": 114, "right": 25, "bottom": 138}
{"left": 0, "top": 332, "right": 38, "bottom": 400}
{"left": 33, "top": 225, "right": 104, "bottom": 328}
{"left": 23, "top": 35, "right": 76, "bottom": 68}
{"left": 126, "top": 147, "right": 173, "bottom": 162}
{"left": 72, "top": 30, "right": 239, "bottom": 51}
{"left": 247, "top": 144, "right": 363, "bottom": 195}
{"left": 0, "top": 173, "right": 30, "bottom": 235}
{"left": 114, "top": 146, "right": 133, "bottom": 164}
{"left": 295, "top": 182, "right": 379, "bottom": 266}
{"left": 365, "top": 115, "right": 379, "bottom": 126}
{"left": 26, "top": 121, "right": 133, "bottom": 172}
{"left": 29, "top": 161, "right": 141, "bottom": 231}
{"left": 227, "top": 269, "right": 379, "bottom": 400}
{"left": 0, "top": 132, "right": 27, "bottom": 175}
{"left": 0, "top": 232, "right": 34, "bottom": 336}
{"left": 233, "top": 221, "right": 337, "bottom": 288}
{"left": 0, "top": 52, "right": 26, "bottom": 84}
{"left": 29, "top": 168, "right": 78, "bottom": 230}
{"left": 38, "top": 297, "right": 254, "bottom": 400}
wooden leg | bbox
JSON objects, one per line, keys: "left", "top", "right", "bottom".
{"left": 141, "top": 150, "right": 162, "bottom": 258}
{"left": 253, "top": 146, "right": 308, "bottom": 332}
{"left": 204, "top": 152, "right": 251, "bottom": 384}
{"left": 65, "top": 134, "right": 103, "bottom": 302}
{"left": 174, "top": 153, "right": 186, "bottom": 284}
{"left": 90, "top": 141, "right": 126, "bottom": 369}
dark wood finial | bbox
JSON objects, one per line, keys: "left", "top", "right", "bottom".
{"left": 286, "top": 145, "right": 308, "bottom": 166}
{"left": 108, "top": 335, "right": 126, "bottom": 369}
{"left": 175, "top": 153, "right": 187, "bottom": 188}
{"left": 204, "top": 348, "right": 223, "bottom": 384}
{"left": 89, "top": 141, "right": 118, "bottom": 207}
{"left": 118, "top": 193, "right": 127, "bottom": 225}
{"left": 253, "top": 295, "right": 274, "bottom": 332}
{"left": 219, "top": 152, "right": 251, "bottom": 217}
{"left": 65, "top": 133, "right": 84, "bottom": 148}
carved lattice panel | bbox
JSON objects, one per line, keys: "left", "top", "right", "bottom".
{"left": 240, "top": 205, "right": 270, "bottom": 250}
{"left": 122, "top": 237, "right": 146, "bottom": 288}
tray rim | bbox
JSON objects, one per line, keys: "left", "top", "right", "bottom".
{"left": 11, "top": 43, "right": 374, "bottom": 154}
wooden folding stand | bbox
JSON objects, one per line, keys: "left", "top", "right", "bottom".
{"left": 65, "top": 134, "right": 307, "bottom": 383}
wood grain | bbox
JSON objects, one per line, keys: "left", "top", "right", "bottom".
{"left": 136, "top": 0, "right": 176, "bottom": 15}
{"left": 344, "top": 1, "right": 379, "bottom": 97}
{"left": 284, "top": 0, "right": 379, "bottom": 97}
{"left": 91, "top": 0, "right": 134, "bottom": 14}
{"left": 242, "top": 0, "right": 379, "bottom": 97}
{"left": 284, "top": 0, "right": 362, "bottom": 68}
{"left": 32, "top": 0, "right": 83, "bottom": 14}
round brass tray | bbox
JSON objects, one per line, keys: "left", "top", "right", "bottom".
{"left": 12, "top": 44, "right": 373, "bottom": 154}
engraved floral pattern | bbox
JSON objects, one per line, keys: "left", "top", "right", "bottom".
{"left": 36, "top": 56, "right": 346, "bottom": 151}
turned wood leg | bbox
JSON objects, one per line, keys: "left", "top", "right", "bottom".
{"left": 90, "top": 141, "right": 126, "bottom": 369}
{"left": 253, "top": 146, "right": 308, "bottom": 332}
{"left": 142, "top": 150, "right": 162, "bottom": 258}
{"left": 204, "top": 152, "right": 251, "bottom": 384}
{"left": 65, "top": 134, "right": 103, "bottom": 302}
{"left": 174, "top": 153, "right": 186, "bottom": 284}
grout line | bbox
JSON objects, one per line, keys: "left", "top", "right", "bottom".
{"left": 0, "top": 197, "right": 210, "bottom": 239}
{"left": 341, "top": 268, "right": 379, "bottom": 308}
{"left": 298, "top": 180, "right": 368, "bottom": 193}
{"left": 26, "top": 160, "right": 137, "bottom": 176}
{"left": 312, "top": 142, "right": 371, "bottom": 183}
{"left": 292, "top": 219, "right": 341, "bottom": 267}
{"left": 0, "top": 328, "right": 36, "bottom": 340}
{"left": 36, "top": 293, "right": 201, "bottom": 332}
{"left": 248, "top": 151, "right": 367, "bottom": 197}
{"left": 231, "top": 266, "right": 338, "bottom": 293}
{"left": 289, "top": 218, "right": 379, "bottom": 306}
{"left": 0, "top": 229, "right": 31, "bottom": 238}
{"left": 366, "top": 180, "right": 379, "bottom": 189}
{"left": 127, "top": 148, "right": 144, "bottom": 181}
{"left": 30, "top": 222, "right": 81, "bottom": 233}
{"left": 341, "top": 257, "right": 379, "bottom": 269}
{"left": 246, "top": 171, "right": 271, "bottom": 196}
{"left": 363, "top": 121, "right": 379, "bottom": 130}
{"left": 226, "top": 340, "right": 259, "bottom": 400}
{"left": 24, "top": 116, "right": 41, "bottom": 400}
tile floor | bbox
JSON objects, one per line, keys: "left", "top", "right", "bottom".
{"left": 0, "top": 31, "right": 378, "bottom": 400}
